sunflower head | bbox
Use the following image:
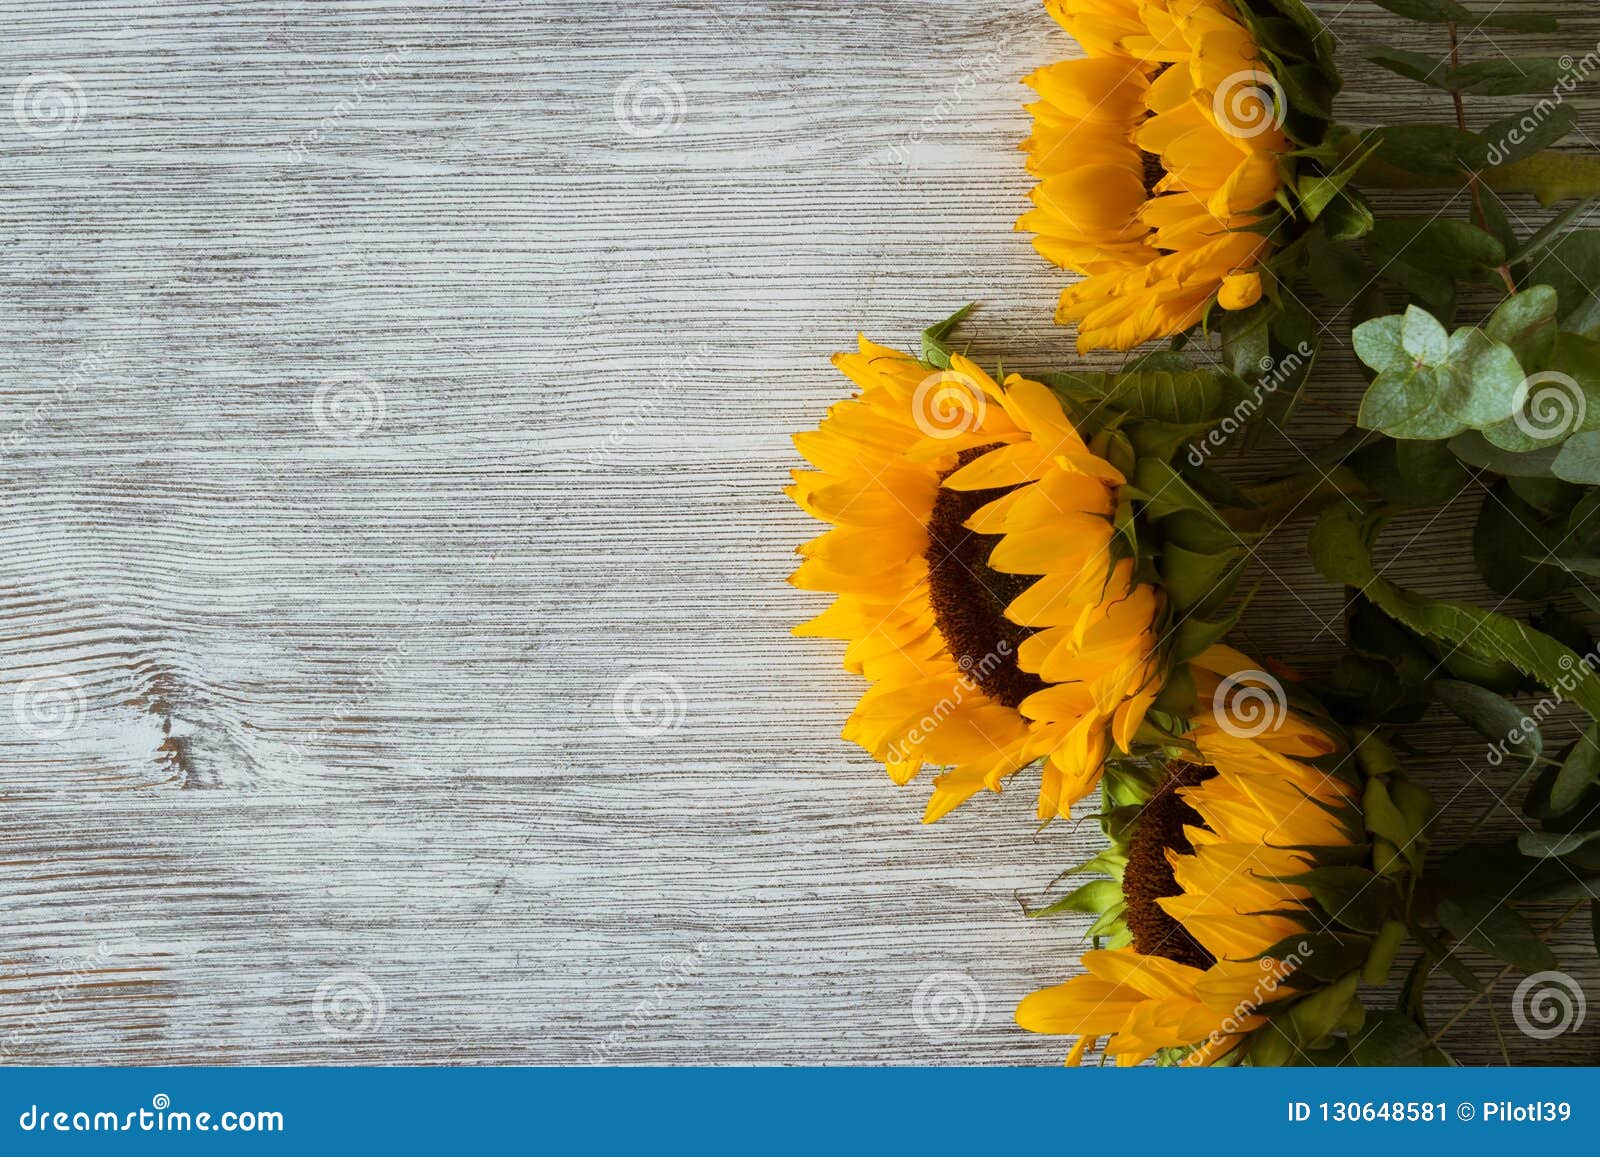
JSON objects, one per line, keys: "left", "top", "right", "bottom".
{"left": 1020, "top": 0, "right": 1345, "bottom": 353}
{"left": 1016, "top": 668, "right": 1432, "bottom": 1067}
{"left": 789, "top": 333, "right": 1165, "bottom": 822}
{"left": 788, "top": 320, "right": 1263, "bottom": 824}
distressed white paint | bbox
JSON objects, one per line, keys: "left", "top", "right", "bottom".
{"left": 1, "top": 0, "right": 1597, "bottom": 1064}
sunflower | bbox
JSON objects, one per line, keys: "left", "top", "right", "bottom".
{"left": 1019, "top": 0, "right": 1290, "bottom": 352}
{"left": 1015, "top": 652, "right": 1421, "bottom": 1066}
{"left": 788, "top": 335, "right": 1164, "bottom": 823}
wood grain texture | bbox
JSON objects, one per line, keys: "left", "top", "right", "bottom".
{"left": 3, "top": 0, "right": 1600, "bottom": 1064}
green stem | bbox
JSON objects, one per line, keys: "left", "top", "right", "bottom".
{"left": 1447, "top": 23, "right": 1517, "bottom": 294}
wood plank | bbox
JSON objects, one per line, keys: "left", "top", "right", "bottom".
{"left": 3, "top": 0, "right": 1598, "bottom": 1063}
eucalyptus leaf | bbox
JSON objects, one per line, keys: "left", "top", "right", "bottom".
{"left": 1432, "top": 678, "right": 1541, "bottom": 765}
{"left": 1357, "top": 314, "right": 1525, "bottom": 440}
{"left": 1529, "top": 232, "right": 1600, "bottom": 321}
{"left": 1403, "top": 306, "right": 1450, "bottom": 362}
{"left": 1473, "top": 482, "right": 1571, "bottom": 598}
{"left": 1353, "top": 1012, "right": 1453, "bottom": 1066}
{"left": 1309, "top": 504, "right": 1600, "bottom": 721}
{"left": 1553, "top": 431, "right": 1600, "bottom": 484}
{"left": 1484, "top": 285, "right": 1558, "bottom": 360}
{"left": 1550, "top": 726, "right": 1600, "bottom": 815}
{"left": 1483, "top": 103, "right": 1579, "bottom": 167}
{"left": 1448, "top": 430, "right": 1558, "bottom": 477}
{"left": 1437, "top": 897, "right": 1557, "bottom": 971}
{"left": 1366, "top": 0, "right": 1466, "bottom": 21}
{"left": 1368, "top": 217, "right": 1507, "bottom": 280}
{"left": 1518, "top": 830, "right": 1600, "bottom": 859}
{"left": 1395, "top": 438, "right": 1471, "bottom": 504}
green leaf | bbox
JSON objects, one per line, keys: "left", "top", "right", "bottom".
{"left": 1554, "top": 431, "right": 1600, "bottom": 483}
{"left": 1451, "top": 59, "right": 1573, "bottom": 97}
{"left": 1484, "top": 286, "right": 1559, "bottom": 359}
{"left": 1363, "top": 0, "right": 1555, "bottom": 29}
{"left": 1448, "top": 430, "right": 1558, "bottom": 477}
{"left": 1026, "top": 878, "right": 1123, "bottom": 920}
{"left": 1275, "top": 866, "right": 1392, "bottom": 933}
{"left": 1357, "top": 318, "right": 1525, "bottom": 440}
{"left": 1363, "top": 777, "right": 1422, "bottom": 872}
{"left": 1472, "top": 482, "right": 1571, "bottom": 598}
{"left": 1551, "top": 728, "right": 1600, "bottom": 815}
{"left": 1352, "top": 314, "right": 1407, "bottom": 372}
{"left": 1368, "top": 49, "right": 1447, "bottom": 87}
{"left": 1487, "top": 152, "right": 1600, "bottom": 210}
{"left": 1483, "top": 332, "right": 1600, "bottom": 452}
{"left": 1260, "top": 932, "right": 1372, "bottom": 982}
{"left": 1353, "top": 1012, "right": 1452, "bottom": 1066}
{"left": 1474, "top": 7, "right": 1558, "bottom": 31}
{"left": 1285, "top": 972, "right": 1361, "bottom": 1049}
{"left": 1437, "top": 897, "right": 1558, "bottom": 972}
{"left": 1368, "top": 216, "right": 1507, "bottom": 280}
{"left": 1483, "top": 103, "right": 1579, "bottom": 167}
{"left": 1549, "top": 555, "right": 1600, "bottom": 578}
{"left": 1509, "top": 203, "right": 1600, "bottom": 267}
{"left": 1432, "top": 679, "right": 1541, "bottom": 765}
{"left": 1363, "top": 919, "right": 1408, "bottom": 985}
{"left": 920, "top": 304, "right": 975, "bottom": 368}
{"left": 1309, "top": 504, "right": 1600, "bottom": 722}
{"left": 1041, "top": 368, "right": 1236, "bottom": 426}
{"left": 1366, "top": 0, "right": 1466, "bottom": 21}
{"left": 1160, "top": 542, "right": 1246, "bottom": 616}
{"left": 1529, "top": 231, "right": 1600, "bottom": 321}
{"left": 1518, "top": 830, "right": 1600, "bottom": 858}
{"left": 1371, "top": 124, "right": 1486, "bottom": 178}
{"left": 1395, "top": 438, "right": 1471, "bottom": 504}
{"left": 1402, "top": 305, "right": 1450, "bottom": 362}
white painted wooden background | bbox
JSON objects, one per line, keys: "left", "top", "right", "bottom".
{"left": 3, "top": 0, "right": 1598, "bottom": 1064}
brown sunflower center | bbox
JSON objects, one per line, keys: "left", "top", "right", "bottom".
{"left": 1140, "top": 150, "right": 1165, "bottom": 198}
{"left": 924, "top": 446, "right": 1046, "bottom": 710}
{"left": 1139, "top": 66, "right": 1171, "bottom": 198}
{"left": 1124, "top": 762, "right": 1217, "bottom": 970}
